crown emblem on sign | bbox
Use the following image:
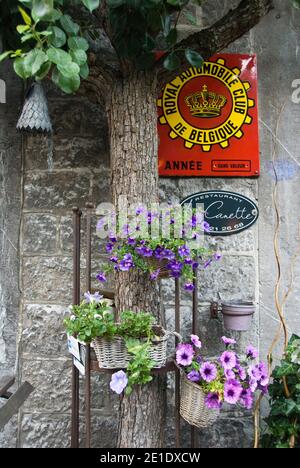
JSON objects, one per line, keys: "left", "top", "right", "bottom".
{"left": 184, "top": 84, "right": 227, "bottom": 118}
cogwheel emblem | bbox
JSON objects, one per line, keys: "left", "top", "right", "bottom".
{"left": 158, "top": 57, "right": 255, "bottom": 152}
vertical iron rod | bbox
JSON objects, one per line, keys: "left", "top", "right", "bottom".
{"left": 191, "top": 264, "right": 199, "bottom": 448}
{"left": 175, "top": 277, "right": 181, "bottom": 448}
{"left": 85, "top": 204, "right": 93, "bottom": 449}
{"left": 71, "top": 207, "right": 81, "bottom": 448}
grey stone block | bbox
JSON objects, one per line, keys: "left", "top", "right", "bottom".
{"left": 23, "top": 256, "right": 73, "bottom": 303}
{"left": 22, "top": 304, "right": 69, "bottom": 358}
{"left": 49, "top": 98, "right": 107, "bottom": 138}
{"left": 22, "top": 359, "right": 72, "bottom": 412}
{"left": 20, "top": 413, "right": 72, "bottom": 448}
{"left": 24, "top": 172, "right": 92, "bottom": 210}
{"left": 25, "top": 134, "right": 109, "bottom": 171}
{"left": 23, "top": 214, "right": 58, "bottom": 254}
{"left": 20, "top": 412, "right": 118, "bottom": 448}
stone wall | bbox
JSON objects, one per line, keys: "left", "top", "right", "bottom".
{"left": 0, "top": 0, "right": 300, "bottom": 448}
{"left": 0, "top": 60, "right": 22, "bottom": 448}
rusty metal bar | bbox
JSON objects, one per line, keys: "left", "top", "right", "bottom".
{"left": 85, "top": 343, "right": 91, "bottom": 448}
{"left": 85, "top": 203, "right": 94, "bottom": 449}
{"left": 175, "top": 277, "right": 181, "bottom": 448}
{"left": 191, "top": 264, "right": 199, "bottom": 448}
{"left": 71, "top": 207, "right": 81, "bottom": 449}
{"left": 85, "top": 203, "right": 93, "bottom": 292}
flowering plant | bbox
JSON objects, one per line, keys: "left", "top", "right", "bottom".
{"left": 176, "top": 335, "right": 268, "bottom": 410}
{"left": 64, "top": 292, "right": 116, "bottom": 343}
{"left": 64, "top": 293, "right": 163, "bottom": 396}
{"left": 97, "top": 207, "right": 221, "bottom": 291}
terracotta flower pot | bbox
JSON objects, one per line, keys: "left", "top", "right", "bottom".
{"left": 221, "top": 301, "right": 255, "bottom": 331}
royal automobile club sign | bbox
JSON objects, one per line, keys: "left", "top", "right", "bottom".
{"left": 158, "top": 54, "right": 259, "bottom": 177}
{"left": 181, "top": 190, "right": 259, "bottom": 236}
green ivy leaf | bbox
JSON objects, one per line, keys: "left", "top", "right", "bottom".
{"left": 68, "top": 36, "right": 89, "bottom": 52}
{"left": 58, "top": 72, "right": 81, "bottom": 94}
{"left": 81, "top": 0, "right": 100, "bottom": 13}
{"left": 35, "top": 61, "right": 52, "bottom": 80}
{"left": 13, "top": 56, "right": 28, "bottom": 79}
{"left": 48, "top": 26, "right": 67, "bottom": 48}
{"left": 163, "top": 52, "right": 180, "bottom": 71}
{"left": 18, "top": 7, "right": 32, "bottom": 26}
{"left": 0, "top": 51, "right": 13, "bottom": 63}
{"left": 32, "top": 0, "right": 54, "bottom": 21}
{"left": 71, "top": 49, "right": 87, "bottom": 66}
{"left": 60, "top": 15, "right": 80, "bottom": 35}
{"left": 185, "top": 48, "right": 203, "bottom": 67}
{"left": 24, "top": 49, "right": 48, "bottom": 76}
{"left": 16, "top": 24, "right": 30, "bottom": 34}
{"left": 79, "top": 62, "right": 89, "bottom": 79}
{"left": 57, "top": 62, "right": 80, "bottom": 78}
{"left": 47, "top": 47, "right": 72, "bottom": 66}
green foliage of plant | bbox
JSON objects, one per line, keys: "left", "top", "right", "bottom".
{"left": 64, "top": 298, "right": 117, "bottom": 343}
{"left": 65, "top": 299, "right": 161, "bottom": 394}
{"left": 0, "top": 0, "right": 204, "bottom": 93}
{"left": 261, "top": 334, "right": 300, "bottom": 448}
{"left": 124, "top": 337, "right": 155, "bottom": 396}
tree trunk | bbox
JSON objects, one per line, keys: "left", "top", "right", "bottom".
{"left": 107, "top": 72, "right": 166, "bottom": 448}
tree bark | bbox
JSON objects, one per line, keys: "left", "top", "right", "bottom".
{"left": 107, "top": 72, "right": 166, "bottom": 448}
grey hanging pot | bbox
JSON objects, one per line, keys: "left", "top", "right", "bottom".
{"left": 17, "top": 81, "right": 52, "bottom": 134}
{"left": 221, "top": 301, "right": 255, "bottom": 331}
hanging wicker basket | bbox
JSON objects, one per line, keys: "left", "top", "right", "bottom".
{"left": 180, "top": 372, "right": 219, "bottom": 428}
{"left": 145, "top": 257, "right": 170, "bottom": 279}
{"left": 92, "top": 327, "right": 169, "bottom": 369}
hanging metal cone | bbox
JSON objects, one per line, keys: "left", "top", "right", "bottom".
{"left": 17, "top": 82, "right": 52, "bottom": 134}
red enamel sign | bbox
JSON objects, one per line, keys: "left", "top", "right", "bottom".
{"left": 158, "top": 54, "right": 259, "bottom": 177}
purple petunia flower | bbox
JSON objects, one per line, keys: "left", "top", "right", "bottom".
{"left": 200, "top": 362, "right": 217, "bottom": 383}
{"left": 204, "top": 259, "right": 213, "bottom": 269}
{"left": 176, "top": 343, "right": 194, "bottom": 366}
{"left": 154, "top": 246, "right": 164, "bottom": 259}
{"left": 221, "top": 336, "right": 236, "bottom": 346}
{"left": 136, "top": 206, "right": 145, "bottom": 215}
{"left": 119, "top": 253, "right": 134, "bottom": 272}
{"left": 109, "top": 234, "right": 117, "bottom": 243}
{"left": 224, "top": 380, "right": 242, "bottom": 404}
{"left": 106, "top": 243, "right": 114, "bottom": 253}
{"left": 239, "top": 389, "right": 253, "bottom": 410}
{"left": 246, "top": 345, "right": 259, "bottom": 360}
{"left": 167, "top": 260, "right": 183, "bottom": 278}
{"left": 96, "top": 272, "right": 106, "bottom": 282}
{"left": 150, "top": 269, "right": 160, "bottom": 281}
{"left": 248, "top": 364, "right": 262, "bottom": 381}
{"left": 192, "top": 261, "right": 199, "bottom": 270}
{"left": 220, "top": 351, "right": 237, "bottom": 370}
{"left": 184, "top": 257, "right": 193, "bottom": 265}
{"left": 214, "top": 252, "right": 222, "bottom": 260}
{"left": 184, "top": 282, "right": 194, "bottom": 291}
{"left": 84, "top": 291, "right": 103, "bottom": 304}
{"left": 178, "top": 245, "right": 190, "bottom": 257}
{"left": 97, "top": 218, "right": 105, "bottom": 230}
{"left": 205, "top": 392, "right": 222, "bottom": 410}
{"left": 225, "top": 369, "right": 235, "bottom": 379}
{"left": 135, "top": 246, "right": 153, "bottom": 257}
{"left": 249, "top": 378, "right": 258, "bottom": 392}
{"left": 196, "top": 355, "right": 202, "bottom": 364}
{"left": 187, "top": 370, "right": 201, "bottom": 382}
{"left": 110, "top": 255, "right": 118, "bottom": 263}
{"left": 190, "top": 334, "right": 202, "bottom": 349}
{"left": 236, "top": 365, "right": 247, "bottom": 381}
{"left": 202, "top": 221, "right": 210, "bottom": 232}
{"left": 127, "top": 237, "right": 136, "bottom": 246}
{"left": 162, "top": 249, "right": 175, "bottom": 261}
{"left": 110, "top": 370, "right": 128, "bottom": 394}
